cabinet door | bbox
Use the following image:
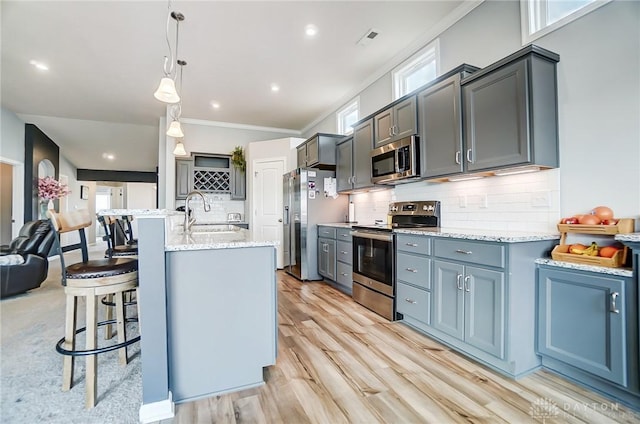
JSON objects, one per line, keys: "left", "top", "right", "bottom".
{"left": 463, "top": 59, "right": 530, "bottom": 172}
{"left": 418, "top": 75, "right": 464, "bottom": 178}
{"left": 297, "top": 144, "right": 307, "bottom": 168}
{"left": 538, "top": 268, "right": 627, "bottom": 386}
{"left": 318, "top": 238, "right": 336, "bottom": 280}
{"left": 306, "top": 136, "right": 319, "bottom": 167}
{"left": 336, "top": 138, "right": 353, "bottom": 192}
{"left": 432, "top": 260, "right": 465, "bottom": 340}
{"left": 393, "top": 97, "right": 417, "bottom": 140}
{"left": 464, "top": 266, "right": 505, "bottom": 358}
{"left": 353, "top": 119, "right": 374, "bottom": 190}
{"left": 175, "top": 158, "right": 193, "bottom": 200}
{"left": 230, "top": 166, "right": 246, "bottom": 200}
{"left": 373, "top": 108, "right": 393, "bottom": 147}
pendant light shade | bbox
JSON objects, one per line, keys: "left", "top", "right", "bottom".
{"left": 167, "top": 119, "right": 184, "bottom": 138}
{"left": 173, "top": 140, "right": 187, "bottom": 156}
{"left": 154, "top": 77, "right": 180, "bottom": 104}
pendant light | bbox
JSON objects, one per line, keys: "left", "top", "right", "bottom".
{"left": 154, "top": 9, "right": 185, "bottom": 103}
{"left": 167, "top": 60, "right": 186, "bottom": 138}
{"left": 173, "top": 139, "right": 187, "bottom": 156}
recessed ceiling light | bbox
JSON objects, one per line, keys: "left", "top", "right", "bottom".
{"left": 29, "top": 60, "right": 49, "bottom": 71}
{"left": 304, "top": 24, "right": 318, "bottom": 37}
{"left": 270, "top": 83, "right": 280, "bottom": 92}
{"left": 210, "top": 101, "right": 220, "bottom": 109}
{"left": 102, "top": 153, "right": 115, "bottom": 160}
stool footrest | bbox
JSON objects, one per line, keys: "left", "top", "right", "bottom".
{"left": 55, "top": 318, "right": 140, "bottom": 357}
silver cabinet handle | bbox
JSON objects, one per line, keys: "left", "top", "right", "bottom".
{"left": 392, "top": 125, "right": 398, "bottom": 136}
{"left": 610, "top": 292, "right": 620, "bottom": 314}
{"left": 340, "top": 251, "right": 348, "bottom": 254}
{"left": 404, "top": 298, "right": 417, "bottom": 304}
{"left": 466, "top": 149, "right": 474, "bottom": 163}
{"left": 455, "top": 151, "right": 461, "bottom": 164}
{"left": 464, "top": 275, "right": 471, "bottom": 292}
{"left": 406, "top": 242, "right": 418, "bottom": 247}
{"left": 341, "top": 234, "right": 349, "bottom": 237}
{"left": 340, "top": 272, "right": 348, "bottom": 276}
{"left": 322, "top": 243, "right": 329, "bottom": 253}
{"left": 455, "top": 249, "right": 472, "bottom": 255}
{"left": 405, "top": 268, "right": 417, "bottom": 273}
{"left": 456, "top": 274, "right": 463, "bottom": 290}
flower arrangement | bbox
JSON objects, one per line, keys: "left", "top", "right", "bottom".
{"left": 37, "top": 176, "right": 70, "bottom": 200}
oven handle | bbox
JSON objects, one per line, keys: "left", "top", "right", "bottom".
{"left": 351, "top": 230, "right": 394, "bottom": 242}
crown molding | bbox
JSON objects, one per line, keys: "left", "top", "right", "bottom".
{"left": 181, "top": 117, "right": 301, "bottom": 136}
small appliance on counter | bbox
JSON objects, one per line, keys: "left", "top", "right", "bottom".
{"left": 351, "top": 200, "right": 441, "bottom": 320}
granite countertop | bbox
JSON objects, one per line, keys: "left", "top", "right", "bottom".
{"left": 96, "top": 208, "right": 179, "bottom": 217}
{"left": 318, "top": 223, "right": 357, "bottom": 229}
{"left": 394, "top": 227, "right": 560, "bottom": 243}
{"left": 166, "top": 224, "right": 278, "bottom": 252}
{"left": 535, "top": 258, "right": 633, "bottom": 277}
{"left": 615, "top": 233, "right": 640, "bottom": 243}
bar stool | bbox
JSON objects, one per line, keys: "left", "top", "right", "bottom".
{"left": 48, "top": 209, "right": 140, "bottom": 409}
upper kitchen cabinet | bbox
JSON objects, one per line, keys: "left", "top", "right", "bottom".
{"left": 417, "top": 65, "right": 479, "bottom": 179}
{"left": 175, "top": 158, "right": 194, "bottom": 200}
{"left": 337, "top": 119, "right": 376, "bottom": 193}
{"left": 230, "top": 165, "right": 245, "bottom": 200}
{"left": 297, "top": 133, "right": 343, "bottom": 169}
{"left": 461, "top": 45, "right": 560, "bottom": 174}
{"left": 373, "top": 96, "right": 417, "bottom": 148}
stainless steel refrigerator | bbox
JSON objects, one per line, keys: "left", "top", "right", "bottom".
{"left": 283, "top": 168, "right": 347, "bottom": 281}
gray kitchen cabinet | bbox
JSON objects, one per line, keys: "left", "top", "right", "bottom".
{"left": 373, "top": 96, "right": 417, "bottom": 147}
{"left": 336, "top": 136, "right": 353, "bottom": 193}
{"left": 432, "top": 260, "right": 505, "bottom": 358}
{"left": 175, "top": 158, "right": 193, "bottom": 200}
{"left": 352, "top": 119, "right": 375, "bottom": 191}
{"left": 317, "top": 226, "right": 353, "bottom": 294}
{"left": 396, "top": 234, "right": 432, "bottom": 326}
{"left": 417, "top": 65, "right": 479, "bottom": 179}
{"left": 230, "top": 165, "right": 245, "bottom": 200}
{"left": 537, "top": 265, "right": 639, "bottom": 402}
{"left": 461, "top": 45, "right": 559, "bottom": 173}
{"left": 395, "top": 231, "right": 556, "bottom": 378}
{"left": 297, "top": 133, "right": 343, "bottom": 168}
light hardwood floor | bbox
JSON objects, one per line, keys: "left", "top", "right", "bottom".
{"left": 166, "top": 271, "right": 639, "bottom": 423}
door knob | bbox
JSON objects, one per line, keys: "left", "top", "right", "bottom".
{"left": 278, "top": 219, "right": 283, "bottom": 222}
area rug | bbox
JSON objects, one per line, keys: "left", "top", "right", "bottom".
{"left": 1, "top": 251, "right": 142, "bottom": 424}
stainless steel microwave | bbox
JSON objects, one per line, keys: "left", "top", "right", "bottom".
{"left": 370, "top": 135, "right": 420, "bottom": 185}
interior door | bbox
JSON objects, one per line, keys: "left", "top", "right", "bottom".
{"left": 253, "top": 158, "right": 285, "bottom": 268}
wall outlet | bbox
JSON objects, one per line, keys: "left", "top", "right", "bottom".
{"left": 531, "top": 191, "right": 550, "bottom": 208}
{"left": 459, "top": 195, "right": 467, "bottom": 208}
{"left": 479, "top": 194, "right": 488, "bottom": 208}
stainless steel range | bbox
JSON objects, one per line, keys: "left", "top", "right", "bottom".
{"left": 351, "top": 201, "right": 441, "bottom": 320}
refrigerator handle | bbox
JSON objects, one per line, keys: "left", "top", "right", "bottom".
{"left": 283, "top": 206, "right": 289, "bottom": 225}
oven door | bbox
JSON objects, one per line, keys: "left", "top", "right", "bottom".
{"left": 351, "top": 230, "right": 394, "bottom": 296}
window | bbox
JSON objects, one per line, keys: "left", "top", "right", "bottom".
{"left": 336, "top": 98, "right": 359, "bottom": 135}
{"left": 521, "top": 0, "right": 611, "bottom": 44}
{"left": 392, "top": 40, "right": 439, "bottom": 100}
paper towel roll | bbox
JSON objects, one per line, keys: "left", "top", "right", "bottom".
{"left": 348, "top": 202, "right": 355, "bottom": 223}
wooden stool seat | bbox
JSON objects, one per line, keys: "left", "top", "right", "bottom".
{"left": 48, "top": 209, "right": 140, "bottom": 409}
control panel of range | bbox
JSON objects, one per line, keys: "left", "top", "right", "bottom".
{"left": 388, "top": 201, "right": 440, "bottom": 216}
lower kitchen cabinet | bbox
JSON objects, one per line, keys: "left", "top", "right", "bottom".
{"left": 432, "top": 260, "right": 504, "bottom": 359}
{"left": 395, "top": 231, "right": 556, "bottom": 378}
{"left": 318, "top": 226, "right": 353, "bottom": 294}
{"left": 536, "top": 265, "right": 639, "bottom": 406}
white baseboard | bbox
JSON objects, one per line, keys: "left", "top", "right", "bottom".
{"left": 139, "top": 392, "right": 175, "bottom": 423}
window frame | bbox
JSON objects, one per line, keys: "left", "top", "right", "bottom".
{"left": 392, "top": 39, "right": 440, "bottom": 100}
{"left": 520, "top": 0, "right": 612, "bottom": 45}
{"left": 336, "top": 98, "right": 360, "bottom": 135}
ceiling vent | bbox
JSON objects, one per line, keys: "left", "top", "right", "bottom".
{"left": 357, "top": 28, "right": 379, "bottom": 46}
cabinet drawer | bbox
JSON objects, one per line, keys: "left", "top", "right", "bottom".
{"left": 433, "top": 239, "right": 504, "bottom": 268}
{"left": 318, "top": 226, "right": 337, "bottom": 239}
{"left": 397, "top": 234, "right": 430, "bottom": 255}
{"left": 336, "top": 261, "right": 352, "bottom": 289}
{"left": 397, "top": 282, "right": 431, "bottom": 325}
{"left": 336, "top": 228, "right": 352, "bottom": 241}
{"left": 397, "top": 253, "right": 431, "bottom": 290}
{"left": 337, "top": 241, "right": 352, "bottom": 265}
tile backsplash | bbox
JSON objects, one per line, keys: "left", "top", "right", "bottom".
{"left": 176, "top": 193, "right": 245, "bottom": 223}
{"left": 351, "top": 169, "right": 561, "bottom": 233}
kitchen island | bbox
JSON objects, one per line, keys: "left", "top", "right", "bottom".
{"left": 98, "top": 210, "right": 278, "bottom": 423}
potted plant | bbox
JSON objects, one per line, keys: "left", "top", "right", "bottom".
{"left": 231, "top": 146, "right": 246, "bottom": 172}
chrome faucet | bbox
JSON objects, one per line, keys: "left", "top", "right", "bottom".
{"left": 184, "top": 190, "right": 211, "bottom": 233}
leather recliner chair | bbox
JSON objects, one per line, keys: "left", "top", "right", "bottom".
{"left": 0, "top": 220, "right": 56, "bottom": 298}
